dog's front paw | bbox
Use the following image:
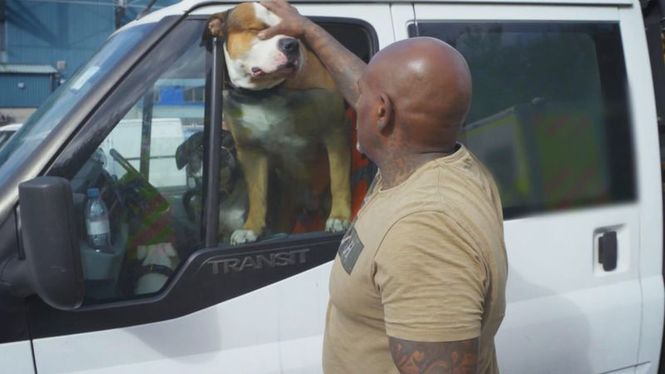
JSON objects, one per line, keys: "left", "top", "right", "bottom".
{"left": 230, "top": 229, "right": 258, "bottom": 245}
{"left": 326, "top": 218, "right": 350, "bottom": 233}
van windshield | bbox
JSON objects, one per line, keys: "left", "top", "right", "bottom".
{"left": 0, "top": 23, "right": 156, "bottom": 178}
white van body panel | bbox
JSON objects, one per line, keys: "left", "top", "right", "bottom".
{"left": 414, "top": 1, "right": 620, "bottom": 21}
{"left": 0, "top": 341, "right": 34, "bottom": 374}
{"left": 390, "top": 3, "right": 414, "bottom": 40}
{"left": 497, "top": 208, "right": 642, "bottom": 373}
{"left": 123, "top": 0, "right": 635, "bottom": 30}
{"left": 619, "top": 1, "right": 665, "bottom": 368}
{"left": 33, "top": 263, "right": 332, "bottom": 374}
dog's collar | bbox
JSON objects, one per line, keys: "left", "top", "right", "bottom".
{"left": 138, "top": 264, "right": 174, "bottom": 278}
{"left": 226, "top": 82, "right": 285, "bottom": 103}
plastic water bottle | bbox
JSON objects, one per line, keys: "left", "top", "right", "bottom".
{"left": 85, "top": 188, "right": 112, "bottom": 253}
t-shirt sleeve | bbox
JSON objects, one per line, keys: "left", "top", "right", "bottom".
{"left": 373, "top": 210, "right": 486, "bottom": 342}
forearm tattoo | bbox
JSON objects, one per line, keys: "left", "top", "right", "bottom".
{"left": 388, "top": 336, "right": 479, "bottom": 374}
{"left": 302, "top": 21, "right": 366, "bottom": 107}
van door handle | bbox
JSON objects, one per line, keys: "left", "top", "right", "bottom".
{"left": 598, "top": 231, "right": 618, "bottom": 271}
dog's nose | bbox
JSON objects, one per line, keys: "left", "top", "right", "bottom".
{"left": 278, "top": 38, "right": 299, "bottom": 55}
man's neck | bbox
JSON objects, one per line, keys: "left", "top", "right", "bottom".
{"left": 377, "top": 148, "right": 455, "bottom": 189}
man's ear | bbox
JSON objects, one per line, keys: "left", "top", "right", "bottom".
{"left": 376, "top": 92, "right": 394, "bottom": 134}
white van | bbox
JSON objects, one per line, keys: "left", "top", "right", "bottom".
{"left": 0, "top": 123, "right": 21, "bottom": 149}
{"left": 0, "top": 0, "right": 662, "bottom": 373}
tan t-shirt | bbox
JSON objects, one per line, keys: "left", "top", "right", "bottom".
{"left": 323, "top": 145, "right": 508, "bottom": 374}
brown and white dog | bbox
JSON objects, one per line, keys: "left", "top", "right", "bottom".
{"left": 207, "top": 3, "right": 351, "bottom": 245}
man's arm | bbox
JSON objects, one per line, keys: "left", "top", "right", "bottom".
{"left": 388, "top": 336, "right": 479, "bottom": 374}
{"left": 258, "top": 0, "right": 366, "bottom": 107}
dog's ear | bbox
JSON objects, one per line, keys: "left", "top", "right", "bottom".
{"left": 207, "top": 12, "right": 227, "bottom": 39}
{"left": 202, "top": 10, "right": 232, "bottom": 52}
{"left": 201, "top": 11, "right": 225, "bottom": 50}
{"left": 175, "top": 140, "right": 188, "bottom": 170}
{"left": 175, "top": 132, "right": 205, "bottom": 170}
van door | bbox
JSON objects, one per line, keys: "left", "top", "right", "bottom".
{"left": 25, "top": 4, "right": 393, "bottom": 374}
{"left": 0, "top": 292, "right": 33, "bottom": 373}
{"left": 411, "top": 2, "right": 663, "bottom": 373}
{"left": 0, "top": 340, "right": 32, "bottom": 374}
{"left": 0, "top": 205, "right": 33, "bottom": 373}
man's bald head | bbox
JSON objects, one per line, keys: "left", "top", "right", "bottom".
{"left": 358, "top": 37, "right": 471, "bottom": 155}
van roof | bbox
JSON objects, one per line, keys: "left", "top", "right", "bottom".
{"left": 126, "top": 0, "right": 634, "bottom": 29}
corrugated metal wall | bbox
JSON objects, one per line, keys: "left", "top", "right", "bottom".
{"left": 0, "top": 73, "right": 52, "bottom": 107}
{"left": 6, "top": 0, "right": 114, "bottom": 80}
{"left": 1, "top": 0, "right": 178, "bottom": 108}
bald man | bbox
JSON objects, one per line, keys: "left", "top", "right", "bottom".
{"left": 259, "top": 1, "right": 508, "bottom": 373}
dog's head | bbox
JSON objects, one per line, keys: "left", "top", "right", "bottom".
{"left": 207, "top": 2, "right": 305, "bottom": 90}
{"left": 175, "top": 130, "right": 240, "bottom": 193}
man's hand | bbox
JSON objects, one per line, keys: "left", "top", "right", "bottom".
{"left": 388, "top": 336, "right": 479, "bottom": 374}
{"left": 257, "top": 0, "right": 366, "bottom": 107}
{"left": 258, "top": 0, "right": 311, "bottom": 40}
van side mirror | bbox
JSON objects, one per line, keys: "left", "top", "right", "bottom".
{"left": 2, "top": 177, "right": 84, "bottom": 310}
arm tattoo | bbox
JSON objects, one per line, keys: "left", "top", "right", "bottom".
{"left": 302, "top": 21, "right": 366, "bottom": 107}
{"left": 388, "top": 336, "right": 479, "bottom": 374}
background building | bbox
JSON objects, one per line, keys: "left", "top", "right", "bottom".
{"left": 0, "top": 0, "right": 178, "bottom": 124}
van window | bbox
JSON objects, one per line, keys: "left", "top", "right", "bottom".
{"left": 0, "top": 23, "right": 156, "bottom": 181}
{"left": 67, "top": 18, "right": 374, "bottom": 303}
{"left": 66, "top": 19, "right": 208, "bottom": 302}
{"left": 409, "top": 22, "right": 635, "bottom": 218}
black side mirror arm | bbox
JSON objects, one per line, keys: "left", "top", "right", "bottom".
{"left": 0, "top": 255, "right": 31, "bottom": 298}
